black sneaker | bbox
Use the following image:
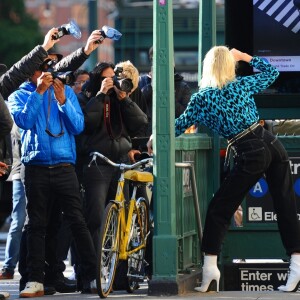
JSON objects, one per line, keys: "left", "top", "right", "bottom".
{"left": 54, "top": 274, "right": 77, "bottom": 293}
{"left": 44, "top": 285, "right": 56, "bottom": 295}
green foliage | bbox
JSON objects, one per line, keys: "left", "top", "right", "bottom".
{"left": 0, "top": 0, "right": 43, "bottom": 67}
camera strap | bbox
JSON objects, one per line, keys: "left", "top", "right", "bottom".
{"left": 104, "top": 96, "right": 123, "bottom": 140}
{"left": 45, "top": 90, "right": 64, "bottom": 138}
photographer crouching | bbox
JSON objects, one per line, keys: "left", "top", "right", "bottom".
{"left": 76, "top": 61, "right": 148, "bottom": 270}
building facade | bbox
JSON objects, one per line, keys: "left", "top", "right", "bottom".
{"left": 25, "top": 0, "right": 225, "bottom": 86}
{"left": 25, "top": 0, "right": 117, "bottom": 69}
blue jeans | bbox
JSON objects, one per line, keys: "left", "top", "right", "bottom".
{"left": 3, "top": 179, "right": 26, "bottom": 273}
{"left": 201, "top": 125, "right": 300, "bottom": 256}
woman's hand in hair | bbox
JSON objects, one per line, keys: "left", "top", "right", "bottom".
{"left": 230, "top": 48, "right": 252, "bottom": 63}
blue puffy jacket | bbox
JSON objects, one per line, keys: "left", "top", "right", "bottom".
{"left": 8, "top": 81, "right": 83, "bottom": 165}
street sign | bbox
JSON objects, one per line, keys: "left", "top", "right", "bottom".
{"left": 245, "top": 157, "right": 300, "bottom": 223}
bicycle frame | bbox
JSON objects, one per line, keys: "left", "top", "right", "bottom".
{"left": 89, "top": 151, "right": 152, "bottom": 298}
{"left": 89, "top": 152, "right": 152, "bottom": 260}
{"left": 112, "top": 170, "right": 148, "bottom": 260}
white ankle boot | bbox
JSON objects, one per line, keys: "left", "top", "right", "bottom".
{"left": 278, "top": 254, "right": 300, "bottom": 292}
{"left": 195, "top": 255, "right": 220, "bottom": 292}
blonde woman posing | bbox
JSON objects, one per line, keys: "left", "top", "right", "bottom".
{"left": 175, "top": 46, "right": 300, "bottom": 293}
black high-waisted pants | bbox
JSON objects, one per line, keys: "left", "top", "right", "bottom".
{"left": 201, "top": 125, "right": 300, "bottom": 256}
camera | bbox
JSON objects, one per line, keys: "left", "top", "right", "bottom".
{"left": 52, "top": 19, "right": 81, "bottom": 40}
{"left": 51, "top": 71, "right": 75, "bottom": 86}
{"left": 113, "top": 67, "right": 133, "bottom": 93}
{"left": 95, "top": 25, "right": 122, "bottom": 44}
{"left": 39, "top": 59, "right": 75, "bottom": 86}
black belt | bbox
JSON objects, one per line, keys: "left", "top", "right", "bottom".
{"left": 47, "top": 163, "right": 71, "bottom": 169}
{"left": 224, "top": 122, "right": 261, "bottom": 170}
{"left": 228, "top": 122, "right": 261, "bottom": 145}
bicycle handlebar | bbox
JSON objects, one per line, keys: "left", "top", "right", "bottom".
{"left": 88, "top": 151, "right": 153, "bottom": 170}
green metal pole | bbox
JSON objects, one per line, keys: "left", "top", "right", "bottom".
{"left": 198, "top": 1, "right": 216, "bottom": 80}
{"left": 198, "top": 1, "right": 219, "bottom": 202}
{"left": 151, "top": 0, "right": 177, "bottom": 284}
{"left": 88, "top": 0, "right": 98, "bottom": 70}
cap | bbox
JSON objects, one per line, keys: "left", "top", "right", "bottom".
{"left": 0, "top": 64, "right": 7, "bottom": 76}
{"left": 47, "top": 49, "right": 63, "bottom": 62}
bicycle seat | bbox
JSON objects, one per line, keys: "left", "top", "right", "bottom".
{"left": 124, "top": 170, "right": 153, "bottom": 183}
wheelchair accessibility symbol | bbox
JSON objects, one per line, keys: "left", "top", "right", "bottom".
{"left": 248, "top": 207, "right": 263, "bottom": 221}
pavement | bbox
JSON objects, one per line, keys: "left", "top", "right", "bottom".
{"left": 0, "top": 232, "right": 299, "bottom": 299}
{"left": 0, "top": 263, "right": 298, "bottom": 300}
{"left": 0, "top": 280, "right": 299, "bottom": 299}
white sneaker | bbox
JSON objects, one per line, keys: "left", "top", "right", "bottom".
{"left": 20, "top": 281, "right": 44, "bottom": 298}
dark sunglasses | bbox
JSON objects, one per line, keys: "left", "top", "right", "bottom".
{"left": 39, "top": 59, "right": 56, "bottom": 72}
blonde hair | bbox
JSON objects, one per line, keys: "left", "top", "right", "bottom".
{"left": 200, "top": 46, "right": 236, "bottom": 89}
{"left": 115, "top": 60, "right": 139, "bottom": 93}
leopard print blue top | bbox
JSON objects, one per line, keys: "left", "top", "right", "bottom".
{"left": 175, "top": 56, "right": 279, "bottom": 139}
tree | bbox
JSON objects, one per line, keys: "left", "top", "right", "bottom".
{"left": 0, "top": 0, "right": 43, "bottom": 67}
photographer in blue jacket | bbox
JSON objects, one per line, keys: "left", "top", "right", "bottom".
{"left": 8, "top": 28, "right": 98, "bottom": 297}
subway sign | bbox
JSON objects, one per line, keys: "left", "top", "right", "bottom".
{"left": 246, "top": 157, "right": 300, "bottom": 223}
{"left": 238, "top": 263, "right": 289, "bottom": 291}
{"left": 224, "top": 262, "right": 290, "bottom": 291}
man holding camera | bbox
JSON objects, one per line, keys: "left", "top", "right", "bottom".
{"left": 76, "top": 62, "right": 148, "bottom": 261}
{"left": 0, "top": 27, "right": 60, "bottom": 299}
{"left": 8, "top": 27, "right": 105, "bottom": 298}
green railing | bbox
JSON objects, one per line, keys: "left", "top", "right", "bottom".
{"left": 175, "top": 133, "right": 212, "bottom": 272}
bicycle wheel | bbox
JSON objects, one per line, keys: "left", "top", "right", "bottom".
{"left": 126, "top": 197, "right": 149, "bottom": 293}
{"left": 96, "top": 202, "right": 120, "bottom": 298}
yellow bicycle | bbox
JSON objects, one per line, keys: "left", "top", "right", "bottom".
{"left": 88, "top": 151, "right": 153, "bottom": 298}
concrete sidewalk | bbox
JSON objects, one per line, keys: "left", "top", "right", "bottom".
{"left": 1, "top": 280, "right": 299, "bottom": 300}
{"left": 0, "top": 236, "right": 297, "bottom": 299}
{"left": 0, "top": 261, "right": 298, "bottom": 300}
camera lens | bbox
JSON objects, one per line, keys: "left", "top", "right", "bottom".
{"left": 119, "top": 78, "right": 133, "bottom": 93}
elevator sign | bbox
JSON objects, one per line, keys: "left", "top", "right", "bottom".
{"left": 245, "top": 157, "right": 300, "bottom": 223}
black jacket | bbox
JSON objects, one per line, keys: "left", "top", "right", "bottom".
{"left": 53, "top": 47, "right": 89, "bottom": 73}
{"left": 0, "top": 45, "right": 48, "bottom": 100}
{"left": 0, "top": 45, "right": 48, "bottom": 182}
{"left": 77, "top": 91, "right": 148, "bottom": 163}
{"left": 0, "top": 94, "right": 13, "bottom": 139}
{"left": 141, "top": 73, "right": 192, "bottom": 136}
{"left": 0, "top": 45, "right": 89, "bottom": 99}
{"left": 0, "top": 94, "right": 13, "bottom": 181}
